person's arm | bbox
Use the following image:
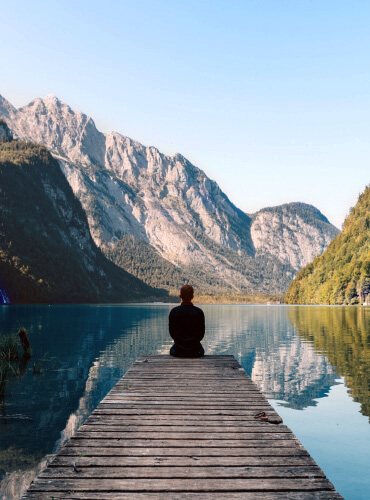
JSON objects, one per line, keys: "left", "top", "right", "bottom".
{"left": 169, "top": 310, "right": 177, "bottom": 341}
{"left": 198, "top": 310, "right": 205, "bottom": 341}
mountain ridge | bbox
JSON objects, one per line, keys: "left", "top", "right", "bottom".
{"left": 0, "top": 94, "right": 340, "bottom": 294}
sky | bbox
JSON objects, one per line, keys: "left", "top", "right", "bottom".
{"left": 1, "top": 0, "right": 370, "bottom": 228}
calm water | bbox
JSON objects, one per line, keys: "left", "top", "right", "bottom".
{"left": 0, "top": 305, "right": 369, "bottom": 499}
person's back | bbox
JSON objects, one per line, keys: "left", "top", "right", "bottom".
{"left": 169, "top": 285, "right": 205, "bottom": 358}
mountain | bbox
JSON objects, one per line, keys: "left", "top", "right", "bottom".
{"left": 285, "top": 185, "right": 370, "bottom": 304}
{"left": 250, "top": 202, "right": 339, "bottom": 271}
{"left": 0, "top": 139, "right": 163, "bottom": 304}
{"left": 0, "top": 94, "right": 339, "bottom": 294}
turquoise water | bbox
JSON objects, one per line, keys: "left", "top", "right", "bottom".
{"left": 0, "top": 304, "right": 369, "bottom": 499}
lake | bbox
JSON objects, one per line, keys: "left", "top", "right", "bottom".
{"left": 0, "top": 304, "right": 369, "bottom": 499}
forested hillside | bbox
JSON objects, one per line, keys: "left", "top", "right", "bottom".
{"left": 104, "top": 233, "right": 293, "bottom": 294}
{"left": 103, "top": 235, "right": 228, "bottom": 294}
{"left": 285, "top": 186, "right": 370, "bottom": 304}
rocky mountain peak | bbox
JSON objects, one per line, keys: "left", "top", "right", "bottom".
{"left": 251, "top": 202, "right": 339, "bottom": 270}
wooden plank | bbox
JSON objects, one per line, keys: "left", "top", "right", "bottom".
{"left": 124, "top": 372, "right": 246, "bottom": 376}
{"left": 122, "top": 376, "right": 251, "bottom": 379}
{"left": 91, "top": 409, "right": 279, "bottom": 416}
{"left": 59, "top": 447, "right": 310, "bottom": 457}
{"left": 108, "top": 390, "right": 263, "bottom": 395}
{"left": 136, "top": 355, "right": 236, "bottom": 358}
{"left": 98, "top": 403, "right": 272, "bottom": 407}
{"left": 23, "top": 355, "right": 341, "bottom": 499}
{"left": 103, "top": 395, "right": 269, "bottom": 400}
{"left": 50, "top": 455, "right": 317, "bottom": 467}
{"left": 87, "top": 414, "right": 278, "bottom": 420}
{"left": 115, "top": 385, "right": 259, "bottom": 390}
{"left": 80, "top": 424, "right": 290, "bottom": 432}
{"left": 112, "top": 384, "right": 258, "bottom": 388}
{"left": 115, "top": 381, "right": 258, "bottom": 386}
{"left": 39, "top": 466, "right": 325, "bottom": 479}
{"left": 72, "top": 431, "right": 293, "bottom": 440}
{"left": 104, "top": 395, "right": 266, "bottom": 400}
{"left": 22, "top": 492, "right": 344, "bottom": 499}
{"left": 67, "top": 439, "right": 300, "bottom": 448}
{"left": 86, "top": 417, "right": 278, "bottom": 424}
{"left": 24, "top": 477, "right": 335, "bottom": 492}
{"left": 109, "top": 393, "right": 263, "bottom": 397}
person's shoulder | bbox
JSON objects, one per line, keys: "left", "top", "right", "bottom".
{"left": 170, "top": 305, "right": 182, "bottom": 314}
{"left": 192, "top": 305, "right": 204, "bottom": 315}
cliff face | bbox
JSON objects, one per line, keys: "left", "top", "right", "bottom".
{"left": 0, "top": 140, "right": 161, "bottom": 303}
{"left": 0, "top": 94, "right": 339, "bottom": 293}
{"left": 286, "top": 186, "right": 370, "bottom": 304}
{"left": 251, "top": 203, "right": 339, "bottom": 270}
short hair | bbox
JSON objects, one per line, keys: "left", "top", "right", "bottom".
{"left": 180, "top": 284, "right": 194, "bottom": 300}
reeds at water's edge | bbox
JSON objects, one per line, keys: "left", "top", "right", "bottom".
{"left": 0, "top": 328, "right": 31, "bottom": 400}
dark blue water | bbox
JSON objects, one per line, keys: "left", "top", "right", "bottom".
{"left": 0, "top": 304, "right": 369, "bottom": 499}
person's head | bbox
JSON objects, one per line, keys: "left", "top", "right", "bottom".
{"left": 180, "top": 284, "right": 194, "bottom": 304}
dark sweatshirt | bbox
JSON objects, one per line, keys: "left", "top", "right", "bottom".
{"left": 169, "top": 304, "right": 205, "bottom": 356}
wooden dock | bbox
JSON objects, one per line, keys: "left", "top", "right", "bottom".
{"left": 23, "top": 355, "right": 342, "bottom": 499}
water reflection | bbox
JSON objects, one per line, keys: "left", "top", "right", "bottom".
{"left": 200, "top": 305, "right": 338, "bottom": 408}
{"left": 0, "top": 305, "right": 172, "bottom": 498}
{"left": 0, "top": 305, "right": 368, "bottom": 499}
{"left": 289, "top": 306, "right": 370, "bottom": 420}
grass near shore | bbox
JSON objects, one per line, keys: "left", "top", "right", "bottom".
{"left": 193, "top": 293, "right": 284, "bottom": 304}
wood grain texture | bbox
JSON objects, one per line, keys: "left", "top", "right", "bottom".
{"left": 23, "top": 492, "right": 343, "bottom": 499}
{"left": 22, "top": 355, "right": 342, "bottom": 499}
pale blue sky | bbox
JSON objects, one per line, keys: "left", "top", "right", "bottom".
{"left": 2, "top": 0, "right": 370, "bottom": 228}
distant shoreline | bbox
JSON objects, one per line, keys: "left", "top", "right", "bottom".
{"left": 192, "top": 293, "right": 284, "bottom": 305}
{"left": 0, "top": 293, "right": 284, "bottom": 306}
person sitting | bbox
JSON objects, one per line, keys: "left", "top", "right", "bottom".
{"left": 169, "top": 284, "right": 205, "bottom": 358}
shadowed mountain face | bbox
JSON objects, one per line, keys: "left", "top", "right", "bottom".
{"left": 0, "top": 141, "right": 163, "bottom": 303}
{"left": 0, "top": 94, "right": 339, "bottom": 294}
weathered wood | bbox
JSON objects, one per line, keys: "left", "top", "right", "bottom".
{"left": 105, "top": 396, "right": 266, "bottom": 401}
{"left": 72, "top": 431, "right": 294, "bottom": 440}
{"left": 98, "top": 403, "right": 272, "bottom": 408}
{"left": 24, "top": 477, "right": 335, "bottom": 492}
{"left": 22, "top": 492, "right": 344, "bottom": 499}
{"left": 109, "top": 387, "right": 262, "bottom": 399}
{"left": 79, "top": 424, "right": 291, "bottom": 432}
{"left": 86, "top": 417, "right": 278, "bottom": 424}
{"left": 40, "top": 466, "right": 325, "bottom": 479}
{"left": 92, "top": 409, "right": 278, "bottom": 415}
{"left": 50, "top": 455, "right": 317, "bottom": 467}
{"left": 67, "top": 438, "right": 300, "bottom": 447}
{"left": 59, "top": 446, "right": 311, "bottom": 457}
{"left": 23, "top": 355, "right": 341, "bottom": 499}
{"left": 115, "top": 386, "right": 259, "bottom": 391}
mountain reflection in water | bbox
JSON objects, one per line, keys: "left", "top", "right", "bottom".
{"left": 0, "top": 304, "right": 369, "bottom": 499}
{"left": 289, "top": 306, "right": 370, "bottom": 420}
